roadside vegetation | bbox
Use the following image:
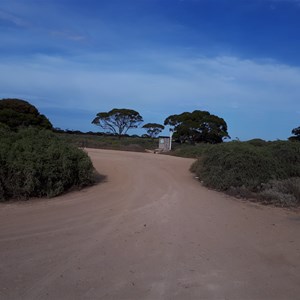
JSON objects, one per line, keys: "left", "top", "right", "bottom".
{"left": 56, "top": 131, "right": 158, "bottom": 152}
{"left": 0, "top": 99, "right": 95, "bottom": 201}
{"left": 170, "top": 143, "right": 213, "bottom": 158}
{"left": 0, "top": 128, "right": 94, "bottom": 201}
{"left": 0, "top": 127, "right": 95, "bottom": 201}
{"left": 189, "top": 140, "right": 300, "bottom": 207}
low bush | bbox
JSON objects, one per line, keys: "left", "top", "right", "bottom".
{"left": 191, "top": 140, "right": 300, "bottom": 207}
{"left": 0, "top": 128, "right": 95, "bottom": 201}
{"left": 258, "top": 178, "right": 300, "bottom": 207}
{"left": 57, "top": 133, "right": 158, "bottom": 152}
{"left": 171, "top": 143, "right": 213, "bottom": 158}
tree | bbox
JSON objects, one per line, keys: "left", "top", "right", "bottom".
{"left": 0, "top": 98, "right": 53, "bottom": 130}
{"left": 164, "top": 110, "right": 230, "bottom": 144}
{"left": 92, "top": 108, "right": 143, "bottom": 137}
{"left": 142, "top": 123, "right": 164, "bottom": 138}
{"left": 289, "top": 126, "right": 300, "bottom": 141}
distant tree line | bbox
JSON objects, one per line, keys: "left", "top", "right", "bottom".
{"left": 1, "top": 98, "right": 299, "bottom": 144}
{"left": 92, "top": 108, "right": 230, "bottom": 144}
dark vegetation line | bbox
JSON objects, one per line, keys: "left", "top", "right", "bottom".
{"left": 0, "top": 98, "right": 300, "bottom": 207}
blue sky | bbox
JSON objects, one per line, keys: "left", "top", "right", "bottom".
{"left": 1, "top": 0, "right": 300, "bottom": 140}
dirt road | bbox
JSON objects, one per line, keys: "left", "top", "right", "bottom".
{"left": 0, "top": 149, "right": 299, "bottom": 300}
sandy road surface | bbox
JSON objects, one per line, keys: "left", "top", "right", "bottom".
{"left": 0, "top": 149, "right": 299, "bottom": 300}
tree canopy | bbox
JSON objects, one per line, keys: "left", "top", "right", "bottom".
{"left": 142, "top": 123, "right": 165, "bottom": 138}
{"left": 289, "top": 126, "right": 300, "bottom": 141}
{"left": 92, "top": 108, "right": 143, "bottom": 136}
{"left": 164, "top": 110, "right": 230, "bottom": 144}
{"left": 0, "top": 98, "right": 52, "bottom": 130}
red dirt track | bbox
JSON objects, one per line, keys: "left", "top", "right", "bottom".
{"left": 0, "top": 149, "right": 299, "bottom": 299}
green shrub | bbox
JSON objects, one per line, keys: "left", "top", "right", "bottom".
{"left": 191, "top": 141, "right": 300, "bottom": 207}
{"left": 192, "top": 142, "right": 276, "bottom": 190}
{"left": 258, "top": 178, "right": 300, "bottom": 207}
{"left": 247, "top": 138, "right": 267, "bottom": 147}
{"left": 171, "top": 143, "right": 213, "bottom": 158}
{"left": 0, "top": 128, "right": 95, "bottom": 201}
{"left": 57, "top": 133, "right": 158, "bottom": 151}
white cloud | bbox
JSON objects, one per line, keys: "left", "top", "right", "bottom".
{"left": 1, "top": 53, "right": 300, "bottom": 108}
{"left": 1, "top": 54, "right": 299, "bottom": 108}
{"left": 0, "top": 53, "right": 299, "bottom": 139}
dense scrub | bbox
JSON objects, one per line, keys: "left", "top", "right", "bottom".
{"left": 190, "top": 141, "right": 300, "bottom": 207}
{"left": 170, "top": 143, "right": 213, "bottom": 158}
{"left": 0, "top": 128, "right": 95, "bottom": 201}
{"left": 57, "top": 133, "right": 158, "bottom": 152}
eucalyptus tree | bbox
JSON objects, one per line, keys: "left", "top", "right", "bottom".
{"left": 92, "top": 108, "right": 143, "bottom": 137}
{"left": 142, "top": 123, "right": 165, "bottom": 138}
{"left": 164, "top": 110, "right": 230, "bottom": 144}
